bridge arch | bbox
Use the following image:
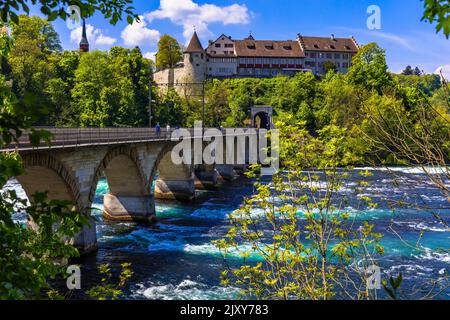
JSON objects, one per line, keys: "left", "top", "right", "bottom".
{"left": 93, "top": 146, "right": 154, "bottom": 222}
{"left": 15, "top": 153, "right": 97, "bottom": 254}
{"left": 90, "top": 146, "right": 147, "bottom": 203}
{"left": 17, "top": 153, "right": 81, "bottom": 209}
{"left": 151, "top": 143, "right": 195, "bottom": 201}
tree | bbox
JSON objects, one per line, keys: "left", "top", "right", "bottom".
{"left": 155, "top": 34, "right": 183, "bottom": 69}
{"left": 421, "top": 0, "right": 450, "bottom": 38}
{"left": 128, "top": 47, "right": 153, "bottom": 126}
{"left": 205, "top": 79, "right": 231, "bottom": 127}
{"left": 413, "top": 66, "right": 422, "bottom": 76}
{"left": 71, "top": 50, "right": 113, "bottom": 127}
{"left": 1, "top": 0, "right": 138, "bottom": 25}
{"left": 9, "top": 15, "right": 60, "bottom": 94}
{"left": 155, "top": 88, "right": 185, "bottom": 126}
{"left": 347, "top": 42, "right": 393, "bottom": 93}
{"left": 402, "top": 65, "right": 413, "bottom": 75}
{"left": 0, "top": 0, "right": 137, "bottom": 300}
{"left": 46, "top": 50, "right": 80, "bottom": 125}
{"left": 214, "top": 119, "right": 383, "bottom": 300}
{"left": 322, "top": 60, "right": 337, "bottom": 73}
{"left": 8, "top": 15, "right": 63, "bottom": 124}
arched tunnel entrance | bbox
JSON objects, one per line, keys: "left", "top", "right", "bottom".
{"left": 250, "top": 105, "right": 273, "bottom": 129}
{"left": 253, "top": 112, "right": 270, "bottom": 129}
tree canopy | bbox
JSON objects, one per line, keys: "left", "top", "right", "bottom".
{"left": 155, "top": 34, "right": 183, "bottom": 69}
{"left": 1, "top": 0, "right": 138, "bottom": 25}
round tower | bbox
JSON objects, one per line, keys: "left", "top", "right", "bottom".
{"left": 183, "top": 31, "right": 206, "bottom": 83}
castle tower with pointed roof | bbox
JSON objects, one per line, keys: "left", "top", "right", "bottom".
{"left": 182, "top": 31, "right": 207, "bottom": 83}
{"left": 79, "top": 19, "right": 89, "bottom": 52}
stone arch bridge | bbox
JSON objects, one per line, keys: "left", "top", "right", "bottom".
{"left": 2, "top": 127, "right": 260, "bottom": 254}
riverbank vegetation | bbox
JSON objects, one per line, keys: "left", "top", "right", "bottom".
{"left": 0, "top": 0, "right": 449, "bottom": 300}
{"left": 2, "top": 13, "right": 448, "bottom": 167}
{"left": 0, "top": 1, "right": 138, "bottom": 300}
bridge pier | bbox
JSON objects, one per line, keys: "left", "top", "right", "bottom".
{"left": 5, "top": 127, "right": 258, "bottom": 255}
{"left": 154, "top": 147, "right": 195, "bottom": 201}
{"left": 194, "top": 164, "right": 218, "bottom": 190}
{"left": 73, "top": 219, "right": 98, "bottom": 254}
{"left": 103, "top": 194, "right": 155, "bottom": 222}
{"left": 234, "top": 164, "right": 248, "bottom": 175}
{"left": 216, "top": 164, "right": 237, "bottom": 181}
{"left": 155, "top": 179, "right": 195, "bottom": 201}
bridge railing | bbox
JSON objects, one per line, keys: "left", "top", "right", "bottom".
{"left": 3, "top": 127, "right": 178, "bottom": 151}
{"left": 2, "top": 127, "right": 258, "bottom": 151}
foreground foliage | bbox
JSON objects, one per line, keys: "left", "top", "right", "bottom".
{"left": 0, "top": 1, "right": 137, "bottom": 300}
{"left": 214, "top": 120, "right": 385, "bottom": 300}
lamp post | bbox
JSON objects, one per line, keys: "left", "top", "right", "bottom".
{"left": 149, "top": 79, "right": 153, "bottom": 128}
{"left": 201, "top": 80, "right": 205, "bottom": 134}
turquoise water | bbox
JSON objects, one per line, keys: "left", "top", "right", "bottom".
{"left": 4, "top": 168, "right": 449, "bottom": 299}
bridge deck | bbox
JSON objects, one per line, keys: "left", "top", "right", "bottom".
{"left": 1, "top": 127, "right": 256, "bottom": 151}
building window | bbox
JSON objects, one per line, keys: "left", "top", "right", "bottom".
{"left": 310, "top": 52, "right": 316, "bottom": 58}
{"left": 326, "top": 53, "right": 332, "bottom": 59}
{"left": 215, "top": 43, "right": 221, "bottom": 48}
{"left": 225, "top": 43, "right": 234, "bottom": 48}
{"left": 334, "top": 53, "right": 341, "bottom": 59}
{"left": 343, "top": 54, "right": 349, "bottom": 59}
{"left": 343, "top": 62, "right": 348, "bottom": 68}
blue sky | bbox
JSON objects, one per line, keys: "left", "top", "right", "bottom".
{"left": 30, "top": 0, "right": 449, "bottom": 75}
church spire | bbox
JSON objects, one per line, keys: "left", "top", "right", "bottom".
{"left": 79, "top": 19, "right": 89, "bottom": 52}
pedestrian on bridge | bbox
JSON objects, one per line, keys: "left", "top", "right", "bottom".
{"left": 166, "top": 124, "right": 171, "bottom": 139}
{"left": 156, "top": 123, "right": 161, "bottom": 138}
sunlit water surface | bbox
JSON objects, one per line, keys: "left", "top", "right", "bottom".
{"left": 4, "top": 167, "right": 449, "bottom": 299}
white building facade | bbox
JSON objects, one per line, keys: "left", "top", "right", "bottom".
{"left": 153, "top": 32, "right": 359, "bottom": 87}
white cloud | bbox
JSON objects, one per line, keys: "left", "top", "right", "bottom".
{"left": 145, "top": 0, "right": 250, "bottom": 41}
{"left": 435, "top": 64, "right": 450, "bottom": 81}
{"left": 121, "top": 16, "right": 161, "bottom": 47}
{"left": 95, "top": 34, "right": 117, "bottom": 46}
{"left": 70, "top": 24, "right": 117, "bottom": 48}
{"left": 143, "top": 51, "right": 157, "bottom": 62}
{"left": 369, "top": 31, "right": 414, "bottom": 51}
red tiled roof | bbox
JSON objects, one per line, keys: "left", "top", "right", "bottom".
{"left": 234, "top": 40, "right": 305, "bottom": 58}
{"left": 298, "top": 35, "right": 358, "bottom": 52}
{"left": 185, "top": 31, "right": 204, "bottom": 53}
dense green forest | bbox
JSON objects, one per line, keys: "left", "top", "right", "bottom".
{"left": 3, "top": 15, "right": 447, "bottom": 165}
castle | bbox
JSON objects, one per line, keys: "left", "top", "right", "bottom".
{"left": 153, "top": 31, "right": 359, "bottom": 88}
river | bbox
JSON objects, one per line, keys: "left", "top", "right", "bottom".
{"left": 4, "top": 167, "right": 450, "bottom": 299}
